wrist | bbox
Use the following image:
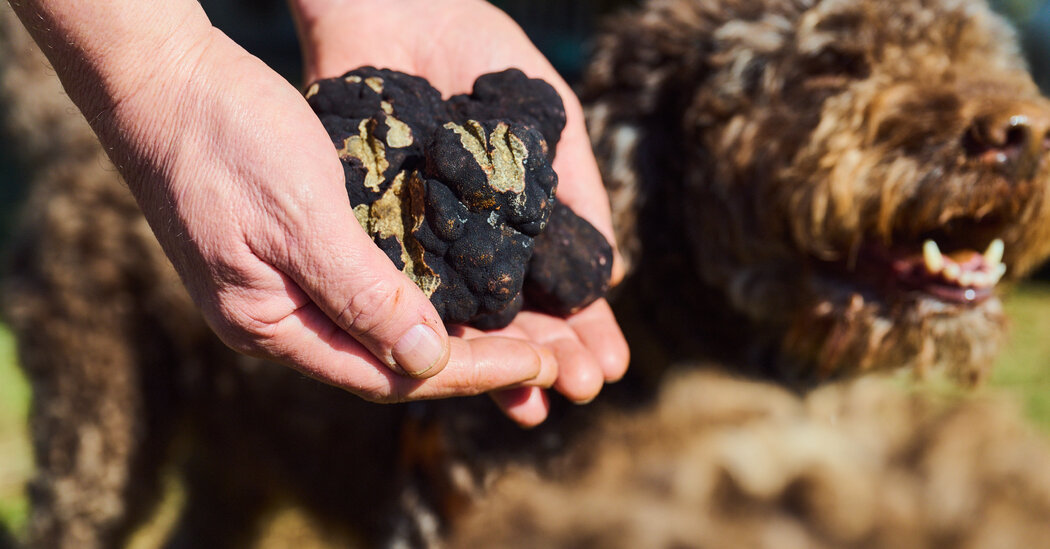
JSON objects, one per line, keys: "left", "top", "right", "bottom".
{"left": 289, "top": 0, "right": 487, "bottom": 81}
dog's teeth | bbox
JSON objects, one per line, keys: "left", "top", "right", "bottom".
{"left": 923, "top": 240, "right": 944, "bottom": 273}
{"left": 943, "top": 262, "right": 961, "bottom": 282}
{"left": 958, "top": 271, "right": 975, "bottom": 287}
{"left": 970, "top": 272, "right": 990, "bottom": 288}
{"left": 984, "top": 238, "right": 1005, "bottom": 266}
{"left": 993, "top": 263, "right": 1008, "bottom": 283}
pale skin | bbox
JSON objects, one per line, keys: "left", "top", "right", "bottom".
{"left": 9, "top": 0, "right": 629, "bottom": 426}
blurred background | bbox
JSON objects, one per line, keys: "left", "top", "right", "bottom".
{"left": 1, "top": 0, "right": 1049, "bottom": 543}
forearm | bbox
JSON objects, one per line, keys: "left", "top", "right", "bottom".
{"left": 288, "top": 0, "right": 495, "bottom": 84}
{"left": 8, "top": 0, "right": 210, "bottom": 100}
{"left": 6, "top": 0, "right": 215, "bottom": 179}
{"left": 289, "top": 0, "right": 411, "bottom": 81}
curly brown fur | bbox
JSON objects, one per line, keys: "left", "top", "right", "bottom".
{"left": 5, "top": 0, "right": 1050, "bottom": 548}
{"left": 586, "top": 0, "right": 1050, "bottom": 383}
{"left": 451, "top": 370, "right": 1050, "bottom": 549}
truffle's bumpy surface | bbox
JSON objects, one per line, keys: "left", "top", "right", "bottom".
{"left": 307, "top": 67, "right": 611, "bottom": 328}
{"left": 525, "top": 203, "right": 613, "bottom": 315}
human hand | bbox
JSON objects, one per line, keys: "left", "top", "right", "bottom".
{"left": 10, "top": 0, "right": 564, "bottom": 410}
{"left": 13, "top": 0, "right": 628, "bottom": 426}
{"left": 290, "top": 0, "right": 630, "bottom": 425}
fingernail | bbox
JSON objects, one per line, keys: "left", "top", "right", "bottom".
{"left": 392, "top": 324, "right": 445, "bottom": 377}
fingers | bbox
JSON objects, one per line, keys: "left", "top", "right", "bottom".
{"left": 456, "top": 324, "right": 559, "bottom": 389}
{"left": 510, "top": 299, "right": 629, "bottom": 404}
{"left": 566, "top": 299, "right": 630, "bottom": 383}
{"left": 255, "top": 300, "right": 557, "bottom": 402}
{"left": 463, "top": 298, "right": 628, "bottom": 408}
{"left": 392, "top": 337, "right": 557, "bottom": 400}
{"left": 512, "top": 311, "right": 601, "bottom": 403}
{"left": 490, "top": 387, "right": 551, "bottom": 428}
{"left": 462, "top": 324, "right": 555, "bottom": 427}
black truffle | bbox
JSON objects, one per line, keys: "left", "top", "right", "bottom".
{"left": 306, "top": 67, "right": 611, "bottom": 328}
{"left": 524, "top": 203, "right": 614, "bottom": 316}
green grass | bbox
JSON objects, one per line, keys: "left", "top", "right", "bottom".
{"left": 991, "top": 283, "right": 1050, "bottom": 430}
{"left": 0, "top": 324, "right": 30, "bottom": 540}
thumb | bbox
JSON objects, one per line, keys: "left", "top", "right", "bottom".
{"left": 260, "top": 171, "right": 452, "bottom": 378}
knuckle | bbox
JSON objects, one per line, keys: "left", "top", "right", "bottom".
{"left": 387, "top": 382, "right": 409, "bottom": 404}
{"left": 462, "top": 362, "right": 486, "bottom": 396}
{"left": 334, "top": 280, "right": 406, "bottom": 338}
{"left": 450, "top": 343, "right": 486, "bottom": 396}
{"left": 459, "top": 359, "right": 487, "bottom": 396}
{"left": 356, "top": 384, "right": 400, "bottom": 404}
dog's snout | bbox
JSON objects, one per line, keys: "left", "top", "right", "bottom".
{"left": 963, "top": 102, "right": 1050, "bottom": 178}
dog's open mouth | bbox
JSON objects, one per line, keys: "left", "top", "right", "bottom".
{"left": 887, "top": 238, "right": 1006, "bottom": 304}
{"left": 822, "top": 217, "right": 1012, "bottom": 306}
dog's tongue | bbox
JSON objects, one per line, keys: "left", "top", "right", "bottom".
{"left": 891, "top": 240, "right": 1006, "bottom": 304}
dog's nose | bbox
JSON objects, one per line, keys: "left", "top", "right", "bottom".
{"left": 964, "top": 102, "right": 1050, "bottom": 178}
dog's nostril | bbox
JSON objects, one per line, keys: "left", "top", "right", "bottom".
{"left": 964, "top": 115, "right": 1034, "bottom": 169}
{"left": 1003, "top": 119, "right": 1029, "bottom": 149}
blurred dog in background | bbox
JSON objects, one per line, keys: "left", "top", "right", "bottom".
{"left": 588, "top": 0, "right": 1050, "bottom": 385}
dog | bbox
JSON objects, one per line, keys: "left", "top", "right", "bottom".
{"left": 3, "top": 0, "right": 1050, "bottom": 547}
{"left": 585, "top": 0, "right": 1050, "bottom": 384}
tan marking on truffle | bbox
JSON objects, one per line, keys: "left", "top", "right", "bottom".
{"left": 338, "top": 119, "right": 388, "bottom": 193}
{"left": 386, "top": 118, "right": 414, "bottom": 148}
{"left": 369, "top": 172, "right": 406, "bottom": 245}
{"left": 305, "top": 83, "right": 320, "bottom": 99}
{"left": 490, "top": 124, "right": 529, "bottom": 194}
{"left": 444, "top": 121, "right": 528, "bottom": 194}
{"left": 345, "top": 75, "right": 362, "bottom": 84}
{"left": 352, "top": 203, "right": 371, "bottom": 228}
{"left": 365, "top": 77, "right": 384, "bottom": 94}
{"left": 364, "top": 172, "right": 441, "bottom": 297}
{"left": 379, "top": 101, "right": 415, "bottom": 148}
{"left": 445, "top": 120, "right": 487, "bottom": 167}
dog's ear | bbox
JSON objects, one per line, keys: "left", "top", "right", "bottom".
{"left": 583, "top": 22, "right": 652, "bottom": 276}
{"left": 587, "top": 117, "right": 644, "bottom": 275}
{"left": 582, "top": 10, "right": 712, "bottom": 277}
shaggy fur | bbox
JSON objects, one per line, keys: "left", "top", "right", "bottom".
{"left": 4, "top": 0, "right": 1050, "bottom": 547}
{"left": 585, "top": 0, "right": 1050, "bottom": 383}
{"left": 451, "top": 370, "right": 1050, "bottom": 549}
